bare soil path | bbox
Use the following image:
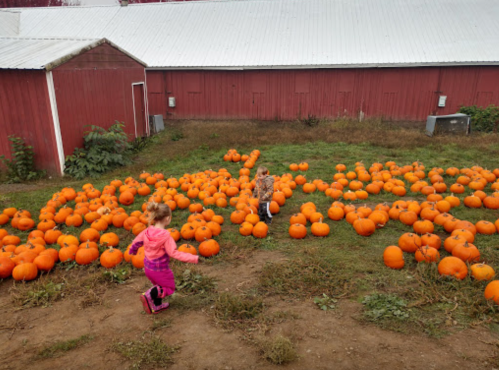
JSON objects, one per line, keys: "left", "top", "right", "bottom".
{"left": 1, "top": 249, "right": 498, "bottom": 370}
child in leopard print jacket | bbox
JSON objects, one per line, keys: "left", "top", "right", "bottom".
{"left": 253, "top": 166, "right": 274, "bottom": 225}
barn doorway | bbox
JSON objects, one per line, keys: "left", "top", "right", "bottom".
{"left": 132, "top": 82, "right": 147, "bottom": 137}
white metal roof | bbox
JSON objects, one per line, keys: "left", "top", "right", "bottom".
{"left": 0, "top": 37, "right": 147, "bottom": 70}
{"left": 2, "top": 0, "right": 499, "bottom": 69}
{"left": 0, "top": 11, "right": 20, "bottom": 36}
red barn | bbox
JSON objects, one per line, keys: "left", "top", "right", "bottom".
{"left": 0, "top": 0, "right": 499, "bottom": 171}
{"left": 0, "top": 37, "right": 148, "bottom": 174}
{"left": 3, "top": 0, "right": 498, "bottom": 124}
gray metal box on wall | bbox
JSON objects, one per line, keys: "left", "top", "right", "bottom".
{"left": 425, "top": 114, "right": 471, "bottom": 137}
{"left": 149, "top": 115, "right": 165, "bottom": 134}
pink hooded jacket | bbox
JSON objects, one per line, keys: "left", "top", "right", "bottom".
{"left": 130, "top": 226, "right": 198, "bottom": 265}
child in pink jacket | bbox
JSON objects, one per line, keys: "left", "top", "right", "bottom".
{"left": 129, "top": 202, "right": 199, "bottom": 314}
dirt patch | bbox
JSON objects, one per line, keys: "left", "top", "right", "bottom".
{"left": 201, "top": 250, "right": 288, "bottom": 293}
{"left": 1, "top": 249, "right": 498, "bottom": 370}
{"left": 265, "top": 299, "right": 498, "bottom": 370}
{"left": 0, "top": 183, "right": 43, "bottom": 194}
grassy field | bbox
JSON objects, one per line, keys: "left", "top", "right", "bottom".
{"left": 2, "top": 119, "right": 499, "bottom": 369}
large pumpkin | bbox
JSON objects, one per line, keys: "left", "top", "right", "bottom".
{"left": 12, "top": 262, "right": 38, "bottom": 281}
{"left": 33, "top": 254, "right": 55, "bottom": 272}
{"left": 484, "top": 280, "right": 499, "bottom": 304}
{"left": 100, "top": 232, "right": 120, "bottom": 247}
{"left": 311, "top": 219, "right": 330, "bottom": 237}
{"left": 198, "top": 239, "right": 220, "bottom": 257}
{"left": 353, "top": 218, "right": 375, "bottom": 237}
{"left": 470, "top": 263, "right": 495, "bottom": 281}
{"left": 383, "top": 246, "right": 404, "bottom": 269}
{"left": 131, "top": 249, "right": 145, "bottom": 269}
{"left": 178, "top": 244, "right": 197, "bottom": 255}
{"left": 119, "top": 191, "right": 135, "bottom": 206}
{"left": 452, "top": 241, "right": 480, "bottom": 263}
{"left": 100, "top": 247, "right": 124, "bottom": 268}
{"left": 438, "top": 257, "right": 468, "bottom": 280}
{"left": 398, "top": 233, "right": 421, "bottom": 253}
{"left": 239, "top": 222, "right": 254, "bottom": 236}
{"left": 195, "top": 226, "right": 213, "bottom": 242}
{"left": 75, "top": 246, "right": 99, "bottom": 265}
{"left": 0, "top": 256, "right": 16, "bottom": 278}
{"left": 415, "top": 246, "right": 440, "bottom": 263}
{"left": 79, "top": 228, "right": 100, "bottom": 243}
{"left": 252, "top": 222, "right": 268, "bottom": 238}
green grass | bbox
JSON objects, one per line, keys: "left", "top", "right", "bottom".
{"left": 37, "top": 335, "right": 94, "bottom": 359}
{"left": 111, "top": 336, "right": 178, "bottom": 369}
{"left": 4, "top": 120, "right": 499, "bottom": 338}
{"left": 213, "top": 292, "right": 265, "bottom": 328}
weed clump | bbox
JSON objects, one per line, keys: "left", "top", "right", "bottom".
{"left": 213, "top": 292, "right": 264, "bottom": 327}
{"left": 258, "top": 335, "right": 297, "bottom": 365}
{"left": 111, "top": 336, "right": 178, "bottom": 369}
{"left": 362, "top": 293, "right": 410, "bottom": 321}
{"left": 37, "top": 335, "right": 94, "bottom": 359}
{"left": 10, "top": 280, "right": 64, "bottom": 308}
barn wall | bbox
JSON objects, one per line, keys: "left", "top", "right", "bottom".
{"left": 0, "top": 70, "right": 60, "bottom": 174}
{"left": 146, "top": 66, "right": 499, "bottom": 121}
{"left": 52, "top": 43, "right": 146, "bottom": 156}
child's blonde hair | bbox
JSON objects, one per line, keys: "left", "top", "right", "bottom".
{"left": 257, "top": 166, "right": 269, "bottom": 176}
{"left": 147, "top": 202, "right": 172, "bottom": 225}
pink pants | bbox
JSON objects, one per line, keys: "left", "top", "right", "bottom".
{"left": 144, "top": 268, "right": 176, "bottom": 296}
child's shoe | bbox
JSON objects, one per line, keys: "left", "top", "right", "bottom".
{"left": 140, "top": 293, "right": 152, "bottom": 314}
{"left": 151, "top": 301, "right": 170, "bottom": 314}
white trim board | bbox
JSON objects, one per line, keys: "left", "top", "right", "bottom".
{"left": 45, "top": 71, "right": 65, "bottom": 175}
{"left": 131, "top": 82, "right": 148, "bottom": 138}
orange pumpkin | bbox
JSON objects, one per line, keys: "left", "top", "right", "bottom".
{"left": 420, "top": 233, "right": 441, "bottom": 250}
{"left": 33, "top": 254, "right": 55, "bottom": 272}
{"left": 252, "top": 222, "right": 268, "bottom": 238}
{"left": 311, "top": 219, "right": 330, "bottom": 237}
{"left": 239, "top": 222, "right": 254, "bottom": 236}
{"left": 100, "top": 232, "right": 119, "bottom": 247}
{"left": 470, "top": 263, "right": 495, "bottom": 281}
{"left": 415, "top": 246, "right": 440, "bottom": 263}
{"left": 59, "top": 243, "right": 78, "bottom": 263}
{"left": 438, "top": 257, "right": 468, "bottom": 280}
{"left": 100, "top": 247, "right": 124, "bottom": 268}
{"left": 12, "top": 262, "right": 38, "bottom": 281}
{"left": 178, "top": 244, "right": 198, "bottom": 255}
{"left": 398, "top": 233, "right": 421, "bottom": 253}
{"left": 198, "top": 239, "right": 220, "bottom": 257}
{"left": 484, "top": 280, "right": 499, "bottom": 304}
{"left": 0, "top": 256, "right": 16, "bottom": 278}
{"left": 383, "top": 246, "right": 404, "bottom": 269}
{"left": 452, "top": 241, "right": 480, "bottom": 262}
{"left": 353, "top": 218, "right": 375, "bottom": 237}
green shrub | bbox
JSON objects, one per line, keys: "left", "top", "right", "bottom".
{"left": 0, "top": 136, "right": 46, "bottom": 183}
{"left": 64, "top": 122, "right": 132, "bottom": 179}
{"left": 458, "top": 105, "right": 499, "bottom": 133}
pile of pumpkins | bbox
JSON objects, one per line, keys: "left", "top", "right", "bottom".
{"left": 223, "top": 149, "right": 261, "bottom": 169}
{"left": 285, "top": 160, "right": 499, "bottom": 305}
{"left": 1, "top": 164, "right": 270, "bottom": 281}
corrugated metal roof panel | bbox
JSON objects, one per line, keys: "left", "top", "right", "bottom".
{"left": 2, "top": 0, "right": 499, "bottom": 68}
{"left": 0, "top": 11, "right": 20, "bottom": 36}
{"left": 0, "top": 37, "right": 147, "bottom": 69}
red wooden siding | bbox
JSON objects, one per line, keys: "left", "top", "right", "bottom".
{"left": 147, "top": 66, "right": 499, "bottom": 121}
{"left": 52, "top": 43, "right": 146, "bottom": 156}
{"left": 0, "top": 70, "right": 60, "bottom": 174}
